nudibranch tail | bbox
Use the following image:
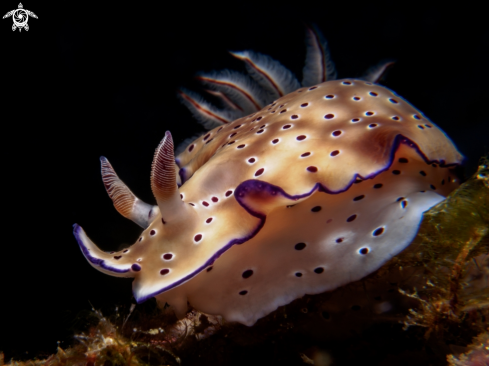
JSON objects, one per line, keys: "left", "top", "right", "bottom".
{"left": 302, "top": 24, "right": 337, "bottom": 86}
{"left": 73, "top": 224, "right": 135, "bottom": 277}
{"left": 230, "top": 50, "right": 301, "bottom": 98}
{"left": 100, "top": 157, "right": 157, "bottom": 228}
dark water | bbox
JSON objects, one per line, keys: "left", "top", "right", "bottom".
{"left": 1, "top": 2, "right": 487, "bottom": 361}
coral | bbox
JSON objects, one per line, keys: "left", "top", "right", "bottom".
{"left": 447, "top": 330, "right": 489, "bottom": 366}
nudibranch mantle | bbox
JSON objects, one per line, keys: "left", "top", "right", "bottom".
{"left": 75, "top": 79, "right": 462, "bottom": 326}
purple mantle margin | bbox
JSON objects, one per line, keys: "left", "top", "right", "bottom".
{"left": 74, "top": 134, "right": 462, "bottom": 303}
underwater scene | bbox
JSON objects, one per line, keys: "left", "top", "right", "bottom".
{"left": 1, "top": 3, "right": 488, "bottom": 365}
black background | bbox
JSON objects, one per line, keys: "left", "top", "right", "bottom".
{"left": 1, "top": 1, "right": 488, "bottom": 361}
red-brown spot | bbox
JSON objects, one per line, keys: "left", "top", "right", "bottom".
{"left": 194, "top": 234, "right": 202, "bottom": 242}
{"left": 203, "top": 133, "right": 210, "bottom": 140}
{"left": 163, "top": 253, "right": 173, "bottom": 260}
{"left": 301, "top": 152, "right": 311, "bottom": 157}
{"left": 324, "top": 113, "right": 335, "bottom": 119}
{"left": 211, "top": 196, "right": 219, "bottom": 203}
{"left": 248, "top": 157, "right": 256, "bottom": 163}
{"left": 160, "top": 269, "right": 170, "bottom": 275}
{"left": 255, "top": 168, "right": 264, "bottom": 177}
{"left": 296, "top": 135, "right": 307, "bottom": 141}
{"left": 332, "top": 130, "right": 342, "bottom": 136}
{"left": 283, "top": 124, "right": 291, "bottom": 129}
{"left": 150, "top": 230, "right": 156, "bottom": 236}
{"left": 272, "top": 139, "right": 279, "bottom": 144}
{"left": 206, "top": 217, "right": 213, "bottom": 224}
{"left": 237, "top": 144, "right": 245, "bottom": 149}
{"left": 330, "top": 150, "right": 340, "bottom": 157}
{"left": 307, "top": 166, "right": 318, "bottom": 172}
{"left": 225, "top": 190, "right": 233, "bottom": 197}
{"left": 301, "top": 103, "right": 309, "bottom": 107}
{"left": 291, "top": 115, "right": 299, "bottom": 120}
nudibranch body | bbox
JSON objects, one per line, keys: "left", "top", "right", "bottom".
{"left": 74, "top": 27, "right": 463, "bottom": 326}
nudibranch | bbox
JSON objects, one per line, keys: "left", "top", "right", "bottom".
{"left": 74, "top": 26, "right": 463, "bottom": 326}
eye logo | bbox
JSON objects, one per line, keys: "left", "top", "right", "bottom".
{"left": 3, "top": 3, "right": 37, "bottom": 32}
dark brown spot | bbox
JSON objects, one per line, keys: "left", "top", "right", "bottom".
{"left": 369, "top": 123, "right": 378, "bottom": 128}
{"left": 248, "top": 158, "right": 256, "bottom": 163}
{"left": 369, "top": 92, "right": 378, "bottom": 96}
{"left": 296, "top": 135, "right": 307, "bottom": 141}
{"left": 366, "top": 111, "right": 374, "bottom": 116}
{"left": 229, "top": 132, "right": 237, "bottom": 138}
{"left": 114, "top": 256, "right": 122, "bottom": 260}
{"left": 351, "top": 118, "right": 360, "bottom": 122}
{"left": 430, "top": 184, "right": 436, "bottom": 190}
{"left": 373, "top": 183, "right": 383, "bottom": 189}
{"left": 332, "top": 130, "right": 342, "bottom": 136}
{"left": 392, "top": 170, "right": 401, "bottom": 175}
{"left": 207, "top": 266, "right": 213, "bottom": 272}
{"left": 205, "top": 138, "right": 213, "bottom": 145}
{"left": 194, "top": 234, "right": 202, "bottom": 242}
{"left": 138, "top": 237, "right": 142, "bottom": 242}
{"left": 255, "top": 168, "right": 264, "bottom": 176}
{"left": 189, "top": 203, "right": 195, "bottom": 206}
{"left": 398, "top": 157, "right": 408, "bottom": 163}
{"left": 309, "top": 86, "right": 318, "bottom": 90}
{"left": 330, "top": 150, "right": 340, "bottom": 157}
{"left": 256, "top": 129, "right": 264, "bottom": 134}
{"left": 239, "top": 290, "right": 248, "bottom": 295}
{"left": 272, "top": 138, "right": 279, "bottom": 144}
{"left": 291, "top": 115, "right": 299, "bottom": 120}
{"left": 280, "top": 109, "right": 287, "bottom": 113}
{"left": 307, "top": 166, "right": 318, "bottom": 172}
{"left": 342, "top": 81, "right": 352, "bottom": 85}
{"left": 311, "top": 206, "right": 322, "bottom": 212}
{"left": 359, "top": 248, "right": 369, "bottom": 255}
{"left": 336, "top": 238, "right": 343, "bottom": 243}
{"left": 202, "top": 201, "right": 209, "bottom": 207}
{"left": 301, "top": 152, "right": 311, "bottom": 157}
{"left": 347, "top": 214, "right": 357, "bottom": 222}
{"left": 353, "top": 96, "right": 361, "bottom": 101}
{"left": 295, "top": 242, "right": 306, "bottom": 250}
{"left": 373, "top": 227, "right": 384, "bottom": 236}
{"left": 325, "top": 94, "right": 335, "bottom": 99}
{"left": 150, "top": 230, "right": 156, "bottom": 236}
{"left": 160, "top": 269, "right": 170, "bottom": 275}
{"left": 206, "top": 217, "right": 213, "bottom": 224}
{"left": 217, "top": 127, "right": 223, "bottom": 132}
{"left": 401, "top": 200, "right": 408, "bottom": 209}
{"left": 413, "top": 114, "right": 421, "bottom": 120}
{"left": 228, "top": 140, "right": 236, "bottom": 145}
{"left": 389, "top": 98, "right": 398, "bottom": 104}
{"left": 314, "top": 267, "right": 324, "bottom": 274}
{"left": 392, "top": 116, "right": 400, "bottom": 121}
{"left": 301, "top": 103, "right": 309, "bottom": 107}
{"left": 242, "top": 270, "right": 253, "bottom": 279}
{"left": 123, "top": 249, "right": 129, "bottom": 253}
{"left": 237, "top": 144, "right": 245, "bottom": 149}
{"left": 324, "top": 113, "right": 335, "bottom": 119}
{"left": 203, "top": 133, "right": 211, "bottom": 140}
{"left": 282, "top": 124, "right": 292, "bottom": 129}
{"left": 420, "top": 171, "right": 427, "bottom": 176}
{"left": 353, "top": 195, "right": 365, "bottom": 201}
{"left": 295, "top": 272, "right": 303, "bottom": 277}
{"left": 188, "top": 144, "right": 195, "bottom": 152}
{"left": 163, "top": 253, "right": 173, "bottom": 260}
{"left": 233, "top": 124, "right": 242, "bottom": 129}
{"left": 417, "top": 125, "right": 425, "bottom": 129}
{"left": 257, "top": 116, "right": 263, "bottom": 121}
{"left": 425, "top": 124, "right": 432, "bottom": 128}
